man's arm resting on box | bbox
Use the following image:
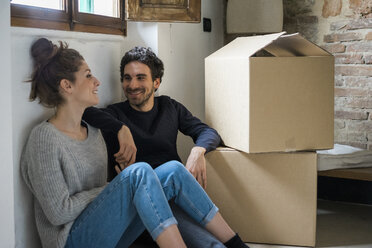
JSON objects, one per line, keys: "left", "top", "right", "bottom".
{"left": 83, "top": 107, "right": 137, "bottom": 167}
{"left": 185, "top": 146, "right": 207, "bottom": 188}
{"left": 173, "top": 99, "right": 221, "bottom": 189}
{"left": 185, "top": 128, "right": 220, "bottom": 189}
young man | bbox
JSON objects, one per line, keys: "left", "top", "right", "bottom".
{"left": 83, "top": 47, "right": 247, "bottom": 248}
{"left": 84, "top": 46, "right": 221, "bottom": 188}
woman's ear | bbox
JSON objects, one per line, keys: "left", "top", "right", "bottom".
{"left": 59, "top": 79, "right": 73, "bottom": 94}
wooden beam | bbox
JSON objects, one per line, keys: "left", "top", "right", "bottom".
{"left": 318, "top": 167, "right": 372, "bottom": 181}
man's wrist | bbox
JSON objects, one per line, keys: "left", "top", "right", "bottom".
{"left": 119, "top": 125, "right": 129, "bottom": 133}
{"left": 192, "top": 146, "right": 206, "bottom": 155}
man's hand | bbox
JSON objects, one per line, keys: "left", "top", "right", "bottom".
{"left": 185, "top": 146, "right": 207, "bottom": 189}
{"left": 114, "top": 125, "right": 137, "bottom": 171}
{"left": 115, "top": 163, "right": 128, "bottom": 175}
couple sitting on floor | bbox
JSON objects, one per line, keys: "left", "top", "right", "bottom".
{"left": 21, "top": 38, "right": 249, "bottom": 248}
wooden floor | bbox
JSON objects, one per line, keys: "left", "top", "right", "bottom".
{"left": 246, "top": 200, "right": 372, "bottom": 248}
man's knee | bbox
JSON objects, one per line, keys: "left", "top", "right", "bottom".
{"left": 164, "top": 160, "right": 188, "bottom": 175}
{"left": 118, "top": 162, "right": 154, "bottom": 181}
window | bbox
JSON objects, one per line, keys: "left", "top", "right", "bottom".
{"left": 11, "top": 0, "right": 126, "bottom": 35}
{"left": 79, "top": 0, "right": 120, "bottom": 18}
{"left": 10, "top": 0, "right": 201, "bottom": 36}
{"left": 12, "top": 0, "right": 63, "bottom": 10}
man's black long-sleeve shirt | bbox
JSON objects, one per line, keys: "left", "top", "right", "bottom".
{"left": 83, "top": 95, "right": 221, "bottom": 177}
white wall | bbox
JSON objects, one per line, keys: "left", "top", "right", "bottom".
{"left": 0, "top": 1, "right": 15, "bottom": 247}
{"left": 8, "top": 1, "right": 223, "bottom": 247}
{"left": 158, "top": 0, "right": 224, "bottom": 161}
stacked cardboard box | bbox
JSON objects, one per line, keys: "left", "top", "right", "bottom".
{"left": 204, "top": 32, "right": 334, "bottom": 247}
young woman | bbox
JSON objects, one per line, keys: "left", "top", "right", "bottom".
{"left": 21, "top": 38, "right": 249, "bottom": 248}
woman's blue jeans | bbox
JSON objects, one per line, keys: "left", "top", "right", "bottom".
{"left": 65, "top": 161, "right": 219, "bottom": 248}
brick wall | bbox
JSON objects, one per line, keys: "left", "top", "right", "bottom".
{"left": 283, "top": 0, "right": 372, "bottom": 149}
{"left": 283, "top": 0, "right": 319, "bottom": 42}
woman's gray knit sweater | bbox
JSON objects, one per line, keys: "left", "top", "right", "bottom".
{"left": 21, "top": 121, "right": 108, "bottom": 248}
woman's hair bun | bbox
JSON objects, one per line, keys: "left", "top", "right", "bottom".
{"left": 28, "top": 38, "right": 84, "bottom": 108}
{"left": 30, "top": 38, "right": 58, "bottom": 66}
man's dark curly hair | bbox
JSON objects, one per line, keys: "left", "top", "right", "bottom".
{"left": 120, "top": 46, "right": 164, "bottom": 83}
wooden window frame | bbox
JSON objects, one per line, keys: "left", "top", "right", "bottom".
{"left": 11, "top": 0, "right": 202, "bottom": 35}
{"left": 11, "top": 0, "right": 127, "bottom": 36}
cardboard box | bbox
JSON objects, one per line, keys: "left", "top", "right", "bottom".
{"left": 206, "top": 148, "right": 317, "bottom": 247}
{"left": 205, "top": 32, "right": 334, "bottom": 153}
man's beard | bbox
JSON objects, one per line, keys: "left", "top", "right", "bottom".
{"left": 126, "top": 86, "right": 155, "bottom": 108}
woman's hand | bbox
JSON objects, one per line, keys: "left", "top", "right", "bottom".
{"left": 114, "top": 125, "right": 137, "bottom": 171}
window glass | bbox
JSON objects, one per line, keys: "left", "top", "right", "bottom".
{"left": 11, "top": 0, "right": 64, "bottom": 10}
{"left": 79, "top": 0, "right": 119, "bottom": 18}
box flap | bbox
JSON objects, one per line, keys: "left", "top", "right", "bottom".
{"left": 264, "top": 33, "right": 331, "bottom": 56}
{"left": 206, "top": 32, "right": 331, "bottom": 59}
{"left": 206, "top": 32, "right": 286, "bottom": 59}
{"left": 215, "top": 147, "right": 236, "bottom": 152}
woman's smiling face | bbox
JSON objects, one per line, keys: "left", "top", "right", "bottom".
{"left": 70, "top": 60, "right": 101, "bottom": 108}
